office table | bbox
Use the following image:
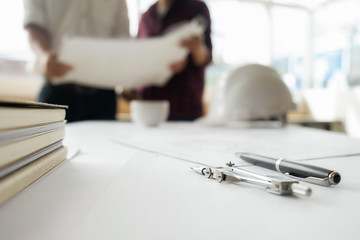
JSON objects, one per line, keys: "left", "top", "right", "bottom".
{"left": 1, "top": 121, "right": 360, "bottom": 240}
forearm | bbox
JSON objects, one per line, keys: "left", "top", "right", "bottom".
{"left": 25, "top": 24, "right": 51, "bottom": 57}
{"left": 25, "top": 24, "right": 72, "bottom": 78}
{"left": 190, "top": 43, "right": 209, "bottom": 67}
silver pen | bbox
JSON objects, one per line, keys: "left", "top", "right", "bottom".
{"left": 236, "top": 152, "right": 341, "bottom": 186}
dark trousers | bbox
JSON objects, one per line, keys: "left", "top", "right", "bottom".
{"left": 37, "top": 82, "right": 117, "bottom": 122}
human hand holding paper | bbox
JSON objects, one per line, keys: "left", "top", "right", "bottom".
{"left": 169, "top": 58, "right": 188, "bottom": 74}
{"left": 180, "top": 34, "right": 209, "bottom": 67}
{"left": 41, "top": 51, "right": 73, "bottom": 79}
{"left": 168, "top": 33, "right": 207, "bottom": 74}
{"left": 180, "top": 35, "right": 204, "bottom": 53}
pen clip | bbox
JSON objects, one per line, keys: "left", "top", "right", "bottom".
{"left": 284, "top": 172, "right": 330, "bottom": 186}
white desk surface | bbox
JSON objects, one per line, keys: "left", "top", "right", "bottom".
{"left": 1, "top": 121, "right": 360, "bottom": 240}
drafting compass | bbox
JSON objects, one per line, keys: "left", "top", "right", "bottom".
{"left": 191, "top": 162, "right": 312, "bottom": 196}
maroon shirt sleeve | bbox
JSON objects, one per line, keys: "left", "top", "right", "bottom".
{"left": 194, "top": 1, "right": 213, "bottom": 67}
{"left": 137, "top": 15, "right": 147, "bottom": 38}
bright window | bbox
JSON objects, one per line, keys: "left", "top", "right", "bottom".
{"left": 272, "top": 6, "right": 310, "bottom": 90}
{"left": 313, "top": 0, "right": 360, "bottom": 88}
{"left": 207, "top": 0, "right": 270, "bottom": 65}
{"left": 0, "top": 0, "right": 31, "bottom": 60}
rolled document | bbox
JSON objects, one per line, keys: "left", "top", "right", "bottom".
{"left": 57, "top": 21, "right": 203, "bottom": 90}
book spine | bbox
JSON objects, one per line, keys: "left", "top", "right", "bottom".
{"left": 0, "top": 147, "right": 67, "bottom": 206}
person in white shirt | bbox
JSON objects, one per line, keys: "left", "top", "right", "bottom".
{"left": 23, "top": 0, "right": 130, "bottom": 122}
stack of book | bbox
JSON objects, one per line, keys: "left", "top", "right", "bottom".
{"left": 0, "top": 98, "right": 68, "bottom": 206}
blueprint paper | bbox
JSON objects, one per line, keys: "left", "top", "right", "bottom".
{"left": 57, "top": 21, "right": 203, "bottom": 89}
{"left": 109, "top": 122, "right": 360, "bottom": 168}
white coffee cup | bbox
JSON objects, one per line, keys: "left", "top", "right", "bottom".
{"left": 130, "top": 100, "right": 170, "bottom": 127}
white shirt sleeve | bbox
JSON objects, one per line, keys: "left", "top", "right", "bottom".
{"left": 23, "top": 0, "right": 47, "bottom": 29}
{"left": 114, "top": 0, "right": 130, "bottom": 38}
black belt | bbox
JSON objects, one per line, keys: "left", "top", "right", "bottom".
{"left": 72, "top": 85, "right": 98, "bottom": 94}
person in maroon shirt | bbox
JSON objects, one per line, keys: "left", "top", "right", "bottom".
{"left": 137, "top": 0, "right": 212, "bottom": 121}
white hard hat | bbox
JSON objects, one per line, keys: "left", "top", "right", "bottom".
{"left": 201, "top": 64, "right": 295, "bottom": 125}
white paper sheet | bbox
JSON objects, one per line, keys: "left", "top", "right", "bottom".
{"left": 1, "top": 121, "right": 360, "bottom": 240}
{"left": 70, "top": 152, "right": 360, "bottom": 240}
{"left": 57, "top": 21, "right": 203, "bottom": 89}
{"left": 109, "top": 123, "right": 360, "bottom": 168}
